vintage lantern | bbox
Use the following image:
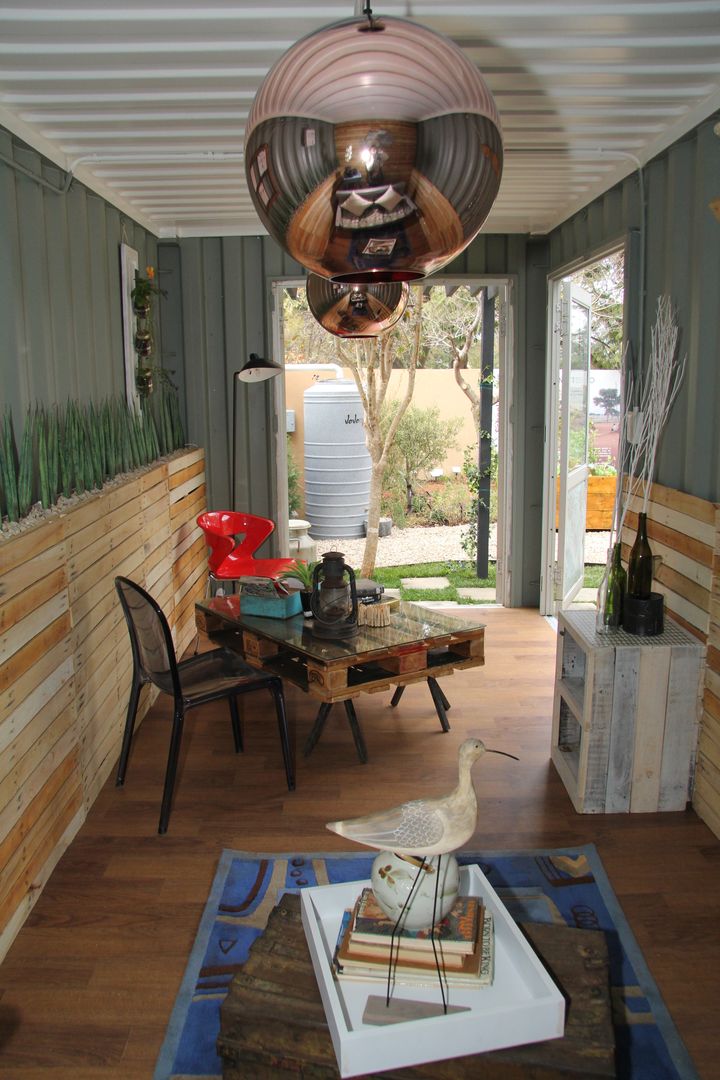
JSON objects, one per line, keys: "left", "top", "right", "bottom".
{"left": 310, "top": 551, "right": 359, "bottom": 638}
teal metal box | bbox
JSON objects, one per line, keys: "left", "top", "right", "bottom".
{"left": 240, "top": 591, "right": 302, "bottom": 619}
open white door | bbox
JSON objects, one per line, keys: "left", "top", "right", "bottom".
{"left": 556, "top": 283, "right": 592, "bottom": 608}
{"left": 542, "top": 281, "right": 592, "bottom": 614}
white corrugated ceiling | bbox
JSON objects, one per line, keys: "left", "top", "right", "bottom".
{"left": 1, "top": 0, "right": 719, "bottom": 238}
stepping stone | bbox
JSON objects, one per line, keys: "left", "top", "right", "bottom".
{"left": 457, "top": 587, "right": 496, "bottom": 600}
{"left": 383, "top": 588, "right": 401, "bottom": 598}
{"left": 400, "top": 576, "right": 450, "bottom": 590}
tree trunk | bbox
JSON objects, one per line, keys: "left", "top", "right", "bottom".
{"left": 361, "top": 460, "right": 385, "bottom": 578}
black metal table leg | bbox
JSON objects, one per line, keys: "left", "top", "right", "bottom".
{"left": 390, "top": 685, "right": 405, "bottom": 707}
{"left": 343, "top": 699, "right": 368, "bottom": 764}
{"left": 427, "top": 677, "right": 451, "bottom": 732}
{"left": 432, "top": 678, "right": 451, "bottom": 712}
{"left": 304, "top": 702, "right": 332, "bottom": 756}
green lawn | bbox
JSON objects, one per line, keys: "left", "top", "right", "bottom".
{"left": 363, "top": 560, "right": 603, "bottom": 604}
{"left": 370, "top": 561, "right": 495, "bottom": 604}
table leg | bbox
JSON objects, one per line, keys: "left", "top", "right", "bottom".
{"left": 343, "top": 699, "right": 368, "bottom": 764}
{"left": 428, "top": 677, "right": 451, "bottom": 732}
{"left": 390, "top": 685, "right": 405, "bottom": 707}
{"left": 304, "top": 702, "right": 332, "bottom": 757}
{"left": 433, "top": 679, "right": 451, "bottom": 712}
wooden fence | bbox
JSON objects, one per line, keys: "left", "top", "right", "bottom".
{"left": 0, "top": 447, "right": 207, "bottom": 960}
{"left": 619, "top": 480, "right": 719, "bottom": 837}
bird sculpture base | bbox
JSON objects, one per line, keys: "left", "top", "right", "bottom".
{"left": 370, "top": 851, "right": 459, "bottom": 931}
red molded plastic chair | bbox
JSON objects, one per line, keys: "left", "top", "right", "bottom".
{"left": 197, "top": 511, "right": 296, "bottom": 588}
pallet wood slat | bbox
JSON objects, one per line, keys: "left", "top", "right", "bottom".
{"left": 0, "top": 449, "right": 206, "bottom": 960}
{"left": 551, "top": 611, "right": 704, "bottom": 814}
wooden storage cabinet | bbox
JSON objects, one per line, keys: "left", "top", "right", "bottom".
{"left": 551, "top": 610, "right": 704, "bottom": 813}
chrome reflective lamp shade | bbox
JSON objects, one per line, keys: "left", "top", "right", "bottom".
{"left": 306, "top": 274, "right": 408, "bottom": 338}
{"left": 243, "top": 9, "right": 503, "bottom": 288}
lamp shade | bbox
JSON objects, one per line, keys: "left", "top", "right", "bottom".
{"left": 236, "top": 353, "right": 283, "bottom": 382}
{"left": 244, "top": 15, "right": 502, "bottom": 283}
{"left": 306, "top": 274, "right": 408, "bottom": 338}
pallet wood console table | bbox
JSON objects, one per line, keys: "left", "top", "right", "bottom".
{"left": 195, "top": 596, "right": 485, "bottom": 762}
{"left": 551, "top": 609, "right": 705, "bottom": 813}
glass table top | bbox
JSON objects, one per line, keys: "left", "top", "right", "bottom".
{"left": 196, "top": 595, "right": 485, "bottom": 663}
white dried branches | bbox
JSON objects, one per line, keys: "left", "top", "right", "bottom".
{"left": 620, "top": 295, "right": 686, "bottom": 523}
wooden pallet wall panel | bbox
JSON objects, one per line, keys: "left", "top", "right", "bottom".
{"left": 616, "top": 479, "right": 719, "bottom": 834}
{"left": 0, "top": 448, "right": 207, "bottom": 961}
{"left": 694, "top": 503, "right": 720, "bottom": 836}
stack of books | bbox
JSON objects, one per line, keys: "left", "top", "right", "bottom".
{"left": 333, "top": 887, "right": 494, "bottom": 989}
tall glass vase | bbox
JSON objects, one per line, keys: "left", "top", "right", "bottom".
{"left": 627, "top": 511, "right": 653, "bottom": 598}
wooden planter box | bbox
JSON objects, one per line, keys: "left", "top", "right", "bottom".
{"left": 555, "top": 474, "right": 617, "bottom": 531}
{"left": 0, "top": 448, "right": 207, "bottom": 960}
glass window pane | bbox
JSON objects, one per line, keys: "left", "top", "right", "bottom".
{"left": 568, "top": 300, "right": 589, "bottom": 469}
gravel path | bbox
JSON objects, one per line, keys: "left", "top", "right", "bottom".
{"left": 315, "top": 524, "right": 610, "bottom": 569}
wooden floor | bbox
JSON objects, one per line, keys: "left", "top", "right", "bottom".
{"left": 0, "top": 608, "right": 718, "bottom": 1079}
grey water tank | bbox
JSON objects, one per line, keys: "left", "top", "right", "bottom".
{"left": 303, "top": 379, "right": 371, "bottom": 538}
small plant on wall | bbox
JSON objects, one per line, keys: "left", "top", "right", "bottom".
{"left": 131, "top": 265, "right": 166, "bottom": 397}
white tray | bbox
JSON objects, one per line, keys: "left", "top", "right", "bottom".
{"left": 300, "top": 865, "right": 565, "bottom": 1078}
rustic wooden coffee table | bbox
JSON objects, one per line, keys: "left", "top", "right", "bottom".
{"left": 195, "top": 597, "right": 485, "bottom": 762}
{"left": 217, "top": 893, "right": 616, "bottom": 1079}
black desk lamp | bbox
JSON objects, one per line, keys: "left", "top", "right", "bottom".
{"left": 231, "top": 353, "right": 283, "bottom": 509}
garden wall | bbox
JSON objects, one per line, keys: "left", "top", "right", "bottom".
{"left": 0, "top": 447, "right": 207, "bottom": 960}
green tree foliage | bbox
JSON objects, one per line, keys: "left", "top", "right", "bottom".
{"left": 572, "top": 251, "right": 624, "bottom": 370}
{"left": 593, "top": 387, "right": 621, "bottom": 418}
{"left": 381, "top": 402, "right": 463, "bottom": 513}
{"left": 287, "top": 435, "right": 302, "bottom": 516}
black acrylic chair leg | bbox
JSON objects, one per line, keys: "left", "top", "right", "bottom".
{"left": 304, "top": 702, "right": 332, "bottom": 757}
{"left": 428, "top": 677, "right": 451, "bottom": 733}
{"left": 343, "top": 699, "right": 368, "bottom": 764}
{"left": 270, "top": 682, "right": 295, "bottom": 790}
{"left": 159, "top": 708, "right": 185, "bottom": 835}
{"left": 390, "top": 685, "right": 405, "bottom": 707}
{"left": 116, "top": 674, "right": 142, "bottom": 786}
{"left": 229, "top": 696, "right": 243, "bottom": 753}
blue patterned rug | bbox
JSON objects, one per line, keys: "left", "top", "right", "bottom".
{"left": 154, "top": 845, "right": 697, "bottom": 1079}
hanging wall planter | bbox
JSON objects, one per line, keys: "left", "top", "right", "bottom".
{"left": 134, "top": 329, "right": 152, "bottom": 357}
{"left": 135, "top": 367, "right": 154, "bottom": 396}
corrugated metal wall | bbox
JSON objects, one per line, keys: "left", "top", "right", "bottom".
{"left": 4, "top": 114, "right": 718, "bottom": 601}
{"left": 0, "top": 131, "right": 159, "bottom": 427}
{"left": 159, "top": 236, "right": 305, "bottom": 539}
{"left": 167, "top": 232, "right": 542, "bottom": 603}
{"left": 549, "top": 112, "right": 720, "bottom": 504}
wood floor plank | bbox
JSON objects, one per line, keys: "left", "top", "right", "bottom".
{"left": 0, "top": 608, "right": 718, "bottom": 1079}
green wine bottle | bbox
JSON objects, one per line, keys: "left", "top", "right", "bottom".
{"left": 627, "top": 512, "right": 653, "bottom": 598}
{"left": 603, "top": 541, "right": 627, "bottom": 627}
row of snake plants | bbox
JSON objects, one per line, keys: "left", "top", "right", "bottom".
{"left": 0, "top": 387, "right": 185, "bottom": 525}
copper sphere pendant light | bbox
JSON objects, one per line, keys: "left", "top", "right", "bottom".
{"left": 244, "top": 6, "right": 503, "bottom": 285}
{"left": 306, "top": 274, "right": 409, "bottom": 337}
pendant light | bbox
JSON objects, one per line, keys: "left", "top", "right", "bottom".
{"left": 244, "top": 6, "right": 502, "bottom": 285}
{"left": 306, "top": 274, "right": 408, "bottom": 337}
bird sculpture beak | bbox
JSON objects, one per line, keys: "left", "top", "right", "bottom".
{"left": 486, "top": 748, "right": 520, "bottom": 760}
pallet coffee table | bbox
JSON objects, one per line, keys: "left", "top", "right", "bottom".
{"left": 217, "top": 893, "right": 615, "bottom": 1079}
{"left": 195, "top": 597, "right": 486, "bottom": 762}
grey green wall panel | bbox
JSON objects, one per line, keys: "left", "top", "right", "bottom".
{"left": 0, "top": 130, "right": 159, "bottom": 430}
{"left": 548, "top": 113, "right": 720, "bottom": 504}
{"left": 3, "top": 113, "right": 718, "bottom": 603}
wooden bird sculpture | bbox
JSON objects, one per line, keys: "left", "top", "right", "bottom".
{"left": 326, "top": 738, "right": 518, "bottom": 858}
